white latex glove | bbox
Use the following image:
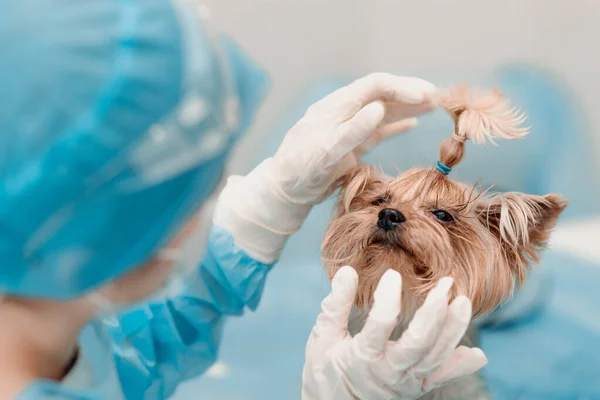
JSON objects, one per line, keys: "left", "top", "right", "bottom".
{"left": 302, "top": 266, "right": 488, "bottom": 400}
{"left": 214, "top": 73, "right": 436, "bottom": 263}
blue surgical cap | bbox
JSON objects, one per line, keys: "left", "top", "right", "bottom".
{"left": 0, "top": 0, "right": 269, "bottom": 299}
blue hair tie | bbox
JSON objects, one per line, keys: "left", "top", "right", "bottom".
{"left": 435, "top": 161, "right": 452, "bottom": 175}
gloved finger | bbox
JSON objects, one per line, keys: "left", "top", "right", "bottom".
{"left": 353, "top": 269, "right": 402, "bottom": 359}
{"left": 380, "top": 101, "right": 437, "bottom": 125}
{"left": 388, "top": 277, "right": 453, "bottom": 370}
{"left": 356, "top": 118, "right": 418, "bottom": 155}
{"left": 353, "top": 73, "right": 436, "bottom": 104}
{"left": 331, "top": 74, "right": 436, "bottom": 115}
{"left": 312, "top": 266, "right": 359, "bottom": 343}
{"left": 326, "top": 101, "right": 386, "bottom": 164}
{"left": 411, "top": 296, "right": 473, "bottom": 378}
{"left": 422, "top": 346, "right": 488, "bottom": 392}
{"left": 376, "top": 117, "right": 419, "bottom": 139}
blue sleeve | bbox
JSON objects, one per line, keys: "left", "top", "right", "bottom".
{"left": 105, "top": 225, "right": 274, "bottom": 400}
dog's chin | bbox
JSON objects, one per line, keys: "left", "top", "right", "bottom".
{"left": 369, "top": 231, "right": 408, "bottom": 251}
{"left": 349, "top": 245, "right": 427, "bottom": 316}
{"left": 366, "top": 236, "right": 427, "bottom": 277}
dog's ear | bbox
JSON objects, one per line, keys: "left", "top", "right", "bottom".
{"left": 332, "top": 165, "right": 386, "bottom": 215}
{"left": 475, "top": 192, "right": 568, "bottom": 281}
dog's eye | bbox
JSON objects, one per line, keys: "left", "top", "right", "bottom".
{"left": 432, "top": 210, "right": 454, "bottom": 223}
{"left": 371, "top": 196, "right": 388, "bottom": 206}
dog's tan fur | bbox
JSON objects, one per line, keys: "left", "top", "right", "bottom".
{"left": 321, "top": 86, "right": 568, "bottom": 399}
{"left": 322, "top": 165, "right": 567, "bottom": 317}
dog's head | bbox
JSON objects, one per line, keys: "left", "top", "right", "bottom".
{"left": 322, "top": 166, "right": 567, "bottom": 316}
{"left": 321, "top": 86, "right": 568, "bottom": 317}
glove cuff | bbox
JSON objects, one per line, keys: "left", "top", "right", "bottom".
{"left": 213, "top": 158, "right": 312, "bottom": 263}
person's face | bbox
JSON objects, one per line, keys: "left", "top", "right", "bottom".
{"left": 91, "top": 192, "right": 218, "bottom": 311}
{"left": 94, "top": 215, "right": 201, "bottom": 307}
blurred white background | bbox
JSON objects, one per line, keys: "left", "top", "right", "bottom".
{"left": 200, "top": 0, "right": 600, "bottom": 173}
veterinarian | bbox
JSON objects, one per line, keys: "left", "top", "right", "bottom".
{"left": 0, "top": 1, "right": 487, "bottom": 399}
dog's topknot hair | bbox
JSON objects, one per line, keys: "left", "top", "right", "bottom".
{"left": 435, "top": 85, "right": 530, "bottom": 169}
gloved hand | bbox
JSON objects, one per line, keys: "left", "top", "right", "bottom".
{"left": 302, "top": 266, "right": 488, "bottom": 400}
{"left": 214, "top": 73, "right": 436, "bottom": 262}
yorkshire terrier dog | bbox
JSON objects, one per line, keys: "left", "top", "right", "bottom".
{"left": 321, "top": 86, "right": 568, "bottom": 399}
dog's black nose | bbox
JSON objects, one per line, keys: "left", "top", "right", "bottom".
{"left": 377, "top": 208, "right": 406, "bottom": 231}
